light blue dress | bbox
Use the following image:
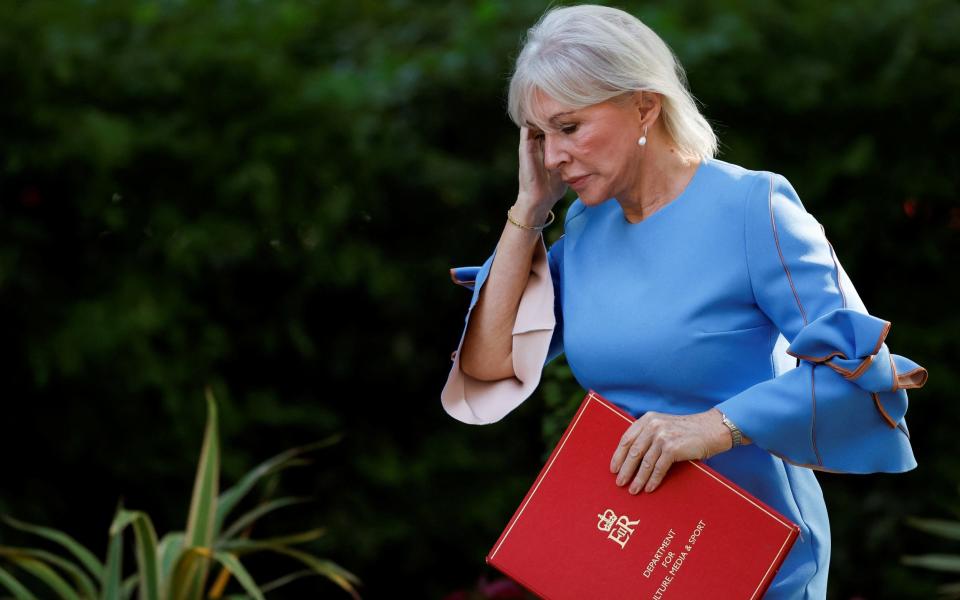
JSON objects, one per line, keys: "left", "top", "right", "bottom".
{"left": 447, "top": 156, "right": 927, "bottom": 598}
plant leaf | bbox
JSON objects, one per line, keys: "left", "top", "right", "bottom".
{"left": 214, "top": 434, "right": 342, "bottom": 535}
{"left": 0, "top": 563, "right": 39, "bottom": 600}
{"left": 121, "top": 574, "right": 138, "bottom": 600}
{"left": 1, "top": 515, "right": 104, "bottom": 580}
{"left": 258, "top": 569, "right": 316, "bottom": 594}
{"left": 902, "top": 553, "right": 960, "bottom": 573}
{"left": 936, "top": 581, "right": 960, "bottom": 597}
{"left": 209, "top": 552, "right": 264, "bottom": 600}
{"left": 0, "top": 546, "right": 97, "bottom": 599}
{"left": 12, "top": 556, "right": 81, "bottom": 600}
{"left": 229, "top": 543, "right": 361, "bottom": 600}
{"left": 182, "top": 387, "right": 221, "bottom": 599}
{"left": 218, "top": 529, "right": 327, "bottom": 553}
{"left": 219, "top": 497, "right": 312, "bottom": 541}
{"left": 905, "top": 517, "right": 960, "bottom": 542}
{"left": 168, "top": 546, "right": 212, "bottom": 600}
{"left": 100, "top": 518, "right": 123, "bottom": 600}
{"left": 185, "top": 388, "right": 220, "bottom": 549}
{"left": 109, "top": 510, "right": 161, "bottom": 600}
{"left": 157, "top": 531, "right": 184, "bottom": 597}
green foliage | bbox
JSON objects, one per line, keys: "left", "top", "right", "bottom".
{"left": 0, "top": 0, "right": 956, "bottom": 597}
{"left": 903, "top": 485, "right": 960, "bottom": 598}
{"left": 0, "top": 389, "right": 359, "bottom": 600}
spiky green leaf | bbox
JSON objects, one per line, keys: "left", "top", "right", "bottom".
{"left": 182, "top": 388, "right": 221, "bottom": 599}
{"left": 905, "top": 517, "right": 960, "bottom": 542}
{"left": 167, "top": 546, "right": 211, "bottom": 600}
{"left": 0, "top": 564, "right": 39, "bottom": 600}
{"left": 218, "top": 529, "right": 327, "bottom": 553}
{"left": 219, "top": 497, "right": 312, "bottom": 541}
{"left": 1, "top": 515, "right": 104, "bottom": 580}
{"left": 121, "top": 574, "right": 138, "bottom": 600}
{"left": 902, "top": 553, "right": 960, "bottom": 573}
{"left": 226, "top": 543, "right": 361, "bottom": 600}
{"left": 214, "top": 435, "right": 341, "bottom": 535}
{"left": 109, "top": 510, "right": 160, "bottom": 600}
{"left": 209, "top": 552, "right": 264, "bottom": 600}
{"left": 185, "top": 388, "right": 220, "bottom": 550}
{"left": 0, "top": 546, "right": 96, "bottom": 599}
{"left": 157, "top": 531, "right": 184, "bottom": 587}
{"left": 259, "top": 569, "right": 316, "bottom": 594}
{"left": 13, "top": 557, "right": 81, "bottom": 600}
{"left": 100, "top": 521, "right": 123, "bottom": 600}
{"left": 936, "top": 581, "right": 960, "bottom": 596}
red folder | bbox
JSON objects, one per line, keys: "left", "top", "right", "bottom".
{"left": 486, "top": 390, "right": 800, "bottom": 599}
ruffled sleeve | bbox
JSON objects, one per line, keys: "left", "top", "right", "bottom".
{"left": 714, "top": 172, "right": 928, "bottom": 473}
{"left": 440, "top": 233, "right": 564, "bottom": 425}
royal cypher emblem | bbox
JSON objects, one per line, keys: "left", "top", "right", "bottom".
{"left": 598, "top": 508, "right": 640, "bottom": 549}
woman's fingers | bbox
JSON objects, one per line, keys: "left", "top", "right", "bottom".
{"left": 643, "top": 449, "right": 675, "bottom": 493}
{"left": 610, "top": 418, "right": 645, "bottom": 474}
{"left": 521, "top": 124, "right": 544, "bottom": 143}
{"left": 610, "top": 411, "right": 721, "bottom": 494}
{"left": 615, "top": 427, "right": 651, "bottom": 487}
{"left": 517, "top": 125, "right": 564, "bottom": 207}
{"left": 629, "top": 443, "right": 663, "bottom": 494}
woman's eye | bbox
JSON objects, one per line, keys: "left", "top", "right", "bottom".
{"left": 561, "top": 124, "right": 579, "bottom": 134}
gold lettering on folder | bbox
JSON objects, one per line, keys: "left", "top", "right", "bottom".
{"left": 597, "top": 508, "right": 640, "bottom": 549}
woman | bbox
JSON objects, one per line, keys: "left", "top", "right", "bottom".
{"left": 441, "top": 5, "right": 927, "bottom": 598}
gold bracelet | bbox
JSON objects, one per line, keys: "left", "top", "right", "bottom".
{"left": 506, "top": 207, "right": 555, "bottom": 232}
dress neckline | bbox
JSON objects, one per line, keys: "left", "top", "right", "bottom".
{"left": 616, "top": 156, "right": 710, "bottom": 226}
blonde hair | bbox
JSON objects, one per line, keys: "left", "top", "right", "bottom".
{"left": 507, "top": 4, "right": 718, "bottom": 162}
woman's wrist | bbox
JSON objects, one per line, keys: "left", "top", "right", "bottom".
{"left": 508, "top": 198, "right": 554, "bottom": 231}
{"left": 705, "top": 408, "right": 735, "bottom": 454}
{"left": 710, "top": 408, "right": 751, "bottom": 451}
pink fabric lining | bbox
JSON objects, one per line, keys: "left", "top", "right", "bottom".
{"left": 441, "top": 236, "right": 556, "bottom": 424}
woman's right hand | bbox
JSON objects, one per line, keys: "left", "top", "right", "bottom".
{"left": 517, "top": 125, "right": 566, "bottom": 212}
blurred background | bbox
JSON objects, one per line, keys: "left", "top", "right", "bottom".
{"left": 0, "top": 0, "right": 957, "bottom": 598}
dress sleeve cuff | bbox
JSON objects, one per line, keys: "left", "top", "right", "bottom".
{"left": 441, "top": 235, "right": 556, "bottom": 425}
{"left": 715, "top": 308, "right": 926, "bottom": 473}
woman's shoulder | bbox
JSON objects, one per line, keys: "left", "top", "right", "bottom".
{"left": 703, "top": 157, "right": 775, "bottom": 195}
{"left": 701, "top": 157, "right": 800, "bottom": 213}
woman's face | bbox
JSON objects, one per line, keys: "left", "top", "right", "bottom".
{"left": 528, "top": 90, "right": 643, "bottom": 205}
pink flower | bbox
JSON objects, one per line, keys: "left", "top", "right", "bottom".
{"left": 477, "top": 575, "right": 527, "bottom": 599}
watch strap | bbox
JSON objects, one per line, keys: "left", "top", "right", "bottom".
{"left": 719, "top": 411, "right": 742, "bottom": 447}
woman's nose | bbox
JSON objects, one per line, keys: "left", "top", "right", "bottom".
{"left": 543, "top": 135, "right": 567, "bottom": 171}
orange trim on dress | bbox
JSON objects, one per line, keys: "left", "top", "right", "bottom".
{"left": 449, "top": 268, "right": 475, "bottom": 287}
{"left": 769, "top": 174, "right": 808, "bottom": 326}
{"left": 871, "top": 392, "right": 898, "bottom": 429}
{"left": 871, "top": 321, "right": 892, "bottom": 355}
{"left": 785, "top": 320, "right": 892, "bottom": 385}
{"left": 770, "top": 450, "right": 844, "bottom": 474}
{"left": 897, "top": 367, "right": 929, "bottom": 389}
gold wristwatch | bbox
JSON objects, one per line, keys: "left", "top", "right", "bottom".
{"left": 719, "top": 411, "right": 742, "bottom": 447}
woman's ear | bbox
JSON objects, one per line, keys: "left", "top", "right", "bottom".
{"left": 633, "top": 90, "right": 661, "bottom": 126}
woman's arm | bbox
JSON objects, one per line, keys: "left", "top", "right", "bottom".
{"left": 610, "top": 171, "right": 926, "bottom": 493}
{"left": 460, "top": 126, "right": 565, "bottom": 380}
{"left": 459, "top": 203, "right": 553, "bottom": 380}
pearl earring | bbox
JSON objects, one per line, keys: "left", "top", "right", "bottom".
{"left": 638, "top": 125, "right": 648, "bottom": 146}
